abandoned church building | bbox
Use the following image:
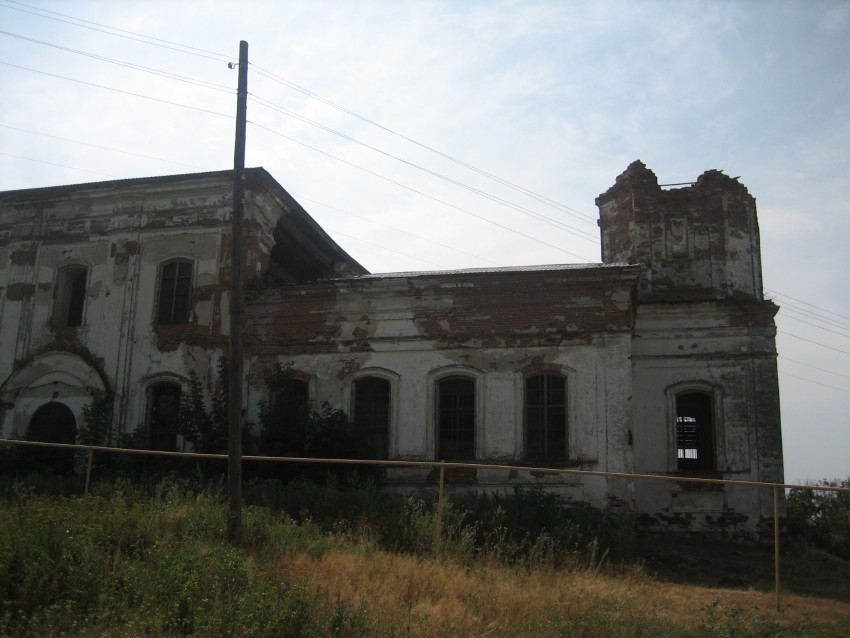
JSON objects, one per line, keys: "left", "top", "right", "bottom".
{"left": 0, "top": 161, "right": 784, "bottom": 535}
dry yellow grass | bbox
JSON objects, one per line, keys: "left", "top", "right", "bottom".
{"left": 275, "top": 548, "right": 850, "bottom": 636}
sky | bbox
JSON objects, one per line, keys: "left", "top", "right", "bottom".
{"left": 0, "top": 0, "right": 847, "bottom": 484}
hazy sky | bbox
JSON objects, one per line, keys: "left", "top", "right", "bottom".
{"left": 1, "top": 0, "right": 847, "bottom": 483}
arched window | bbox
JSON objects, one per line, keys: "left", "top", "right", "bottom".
{"left": 437, "top": 376, "right": 475, "bottom": 460}
{"left": 27, "top": 401, "right": 77, "bottom": 473}
{"left": 525, "top": 373, "right": 567, "bottom": 462}
{"left": 54, "top": 265, "right": 88, "bottom": 327}
{"left": 148, "top": 382, "right": 181, "bottom": 450}
{"left": 156, "top": 259, "right": 193, "bottom": 323}
{"left": 353, "top": 376, "right": 390, "bottom": 460}
{"left": 676, "top": 392, "right": 714, "bottom": 470}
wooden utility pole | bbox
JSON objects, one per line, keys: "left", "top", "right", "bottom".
{"left": 228, "top": 39, "right": 248, "bottom": 542}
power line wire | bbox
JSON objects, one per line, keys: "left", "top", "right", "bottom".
{"left": 297, "top": 195, "right": 505, "bottom": 267}
{"left": 778, "top": 331, "right": 850, "bottom": 356}
{"left": 779, "top": 355, "right": 850, "bottom": 381}
{"left": 250, "top": 121, "right": 593, "bottom": 263}
{"left": 4, "top": 57, "right": 593, "bottom": 261}
{"left": 0, "top": 0, "right": 234, "bottom": 63}
{"left": 778, "top": 305, "right": 850, "bottom": 334}
{"left": 251, "top": 64, "right": 598, "bottom": 225}
{"left": 1, "top": 124, "right": 209, "bottom": 171}
{"left": 0, "top": 30, "right": 234, "bottom": 93}
{"left": 250, "top": 93, "right": 600, "bottom": 243}
{"left": 0, "top": 61, "right": 233, "bottom": 119}
{"left": 779, "top": 311, "right": 850, "bottom": 339}
{"left": 0, "top": 152, "right": 120, "bottom": 178}
{"left": 1, "top": 0, "right": 599, "bottom": 226}
{"left": 779, "top": 371, "right": 850, "bottom": 395}
{"left": 324, "top": 228, "right": 447, "bottom": 270}
{"left": 3, "top": 1, "right": 600, "bottom": 231}
{"left": 767, "top": 287, "right": 850, "bottom": 323}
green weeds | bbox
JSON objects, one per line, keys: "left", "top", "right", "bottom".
{"left": 0, "top": 477, "right": 846, "bottom": 636}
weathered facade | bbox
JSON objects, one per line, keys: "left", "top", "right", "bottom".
{"left": 0, "top": 161, "right": 783, "bottom": 536}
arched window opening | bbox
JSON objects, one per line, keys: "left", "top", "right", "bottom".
{"left": 353, "top": 376, "right": 390, "bottom": 460}
{"left": 676, "top": 392, "right": 714, "bottom": 470}
{"left": 54, "top": 265, "right": 88, "bottom": 327}
{"left": 157, "top": 259, "right": 193, "bottom": 324}
{"left": 148, "top": 382, "right": 181, "bottom": 450}
{"left": 437, "top": 376, "right": 475, "bottom": 460}
{"left": 26, "top": 401, "right": 77, "bottom": 473}
{"left": 525, "top": 373, "right": 567, "bottom": 462}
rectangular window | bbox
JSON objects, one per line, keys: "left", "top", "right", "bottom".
{"left": 437, "top": 377, "right": 475, "bottom": 460}
{"left": 676, "top": 393, "right": 714, "bottom": 470}
{"left": 53, "top": 266, "right": 87, "bottom": 327}
{"left": 354, "top": 377, "right": 390, "bottom": 459}
{"left": 272, "top": 379, "right": 310, "bottom": 455}
{"left": 157, "top": 260, "right": 193, "bottom": 323}
{"left": 525, "top": 374, "right": 567, "bottom": 462}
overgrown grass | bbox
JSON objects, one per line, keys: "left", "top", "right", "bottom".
{"left": 1, "top": 476, "right": 848, "bottom": 637}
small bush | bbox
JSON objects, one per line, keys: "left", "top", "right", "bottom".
{"left": 787, "top": 478, "right": 850, "bottom": 560}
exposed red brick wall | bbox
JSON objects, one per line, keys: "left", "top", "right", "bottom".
{"left": 243, "top": 268, "right": 639, "bottom": 356}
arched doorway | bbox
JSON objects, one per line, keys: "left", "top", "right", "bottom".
{"left": 26, "top": 401, "right": 77, "bottom": 473}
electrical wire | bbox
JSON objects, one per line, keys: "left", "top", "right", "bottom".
{"left": 778, "top": 306, "right": 850, "bottom": 334}
{"left": 0, "top": 30, "right": 234, "bottom": 93}
{"left": 3, "top": 0, "right": 600, "bottom": 231}
{"left": 249, "top": 93, "right": 600, "bottom": 243}
{"left": 0, "top": 0, "right": 234, "bottom": 63}
{"left": 772, "top": 293, "right": 850, "bottom": 331}
{"left": 251, "top": 64, "right": 598, "bottom": 224}
{"left": 297, "top": 195, "right": 505, "bottom": 267}
{"left": 250, "top": 121, "right": 594, "bottom": 263}
{"left": 4, "top": 60, "right": 592, "bottom": 261}
{"left": 1, "top": 0, "right": 599, "bottom": 226}
{"left": 324, "top": 228, "right": 447, "bottom": 270}
{"left": 0, "top": 61, "right": 233, "bottom": 119}
{"left": 1, "top": 124, "right": 209, "bottom": 171}
{"left": 778, "top": 311, "right": 850, "bottom": 339}
{"left": 767, "top": 288, "right": 850, "bottom": 324}
{"left": 0, "top": 152, "right": 120, "bottom": 178}
{"left": 778, "top": 356, "right": 850, "bottom": 381}
{"left": 778, "top": 371, "right": 850, "bottom": 395}
{"left": 778, "top": 331, "right": 850, "bottom": 356}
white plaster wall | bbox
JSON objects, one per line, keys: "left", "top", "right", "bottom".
{"left": 245, "top": 335, "right": 634, "bottom": 511}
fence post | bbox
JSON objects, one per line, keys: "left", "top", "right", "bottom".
{"left": 774, "top": 485, "right": 781, "bottom": 612}
{"left": 84, "top": 448, "right": 94, "bottom": 497}
{"left": 434, "top": 461, "right": 446, "bottom": 560}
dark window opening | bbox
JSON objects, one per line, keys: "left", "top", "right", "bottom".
{"left": 54, "top": 265, "right": 87, "bottom": 327}
{"left": 148, "top": 382, "right": 181, "bottom": 451}
{"left": 26, "top": 401, "right": 77, "bottom": 473}
{"left": 437, "top": 376, "right": 475, "bottom": 460}
{"left": 157, "top": 260, "right": 193, "bottom": 324}
{"left": 676, "top": 392, "right": 714, "bottom": 470}
{"left": 273, "top": 379, "right": 310, "bottom": 454}
{"left": 525, "top": 373, "right": 567, "bottom": 462}
{"left": 354, "top": 377, "right": 390, "bottom": 460}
